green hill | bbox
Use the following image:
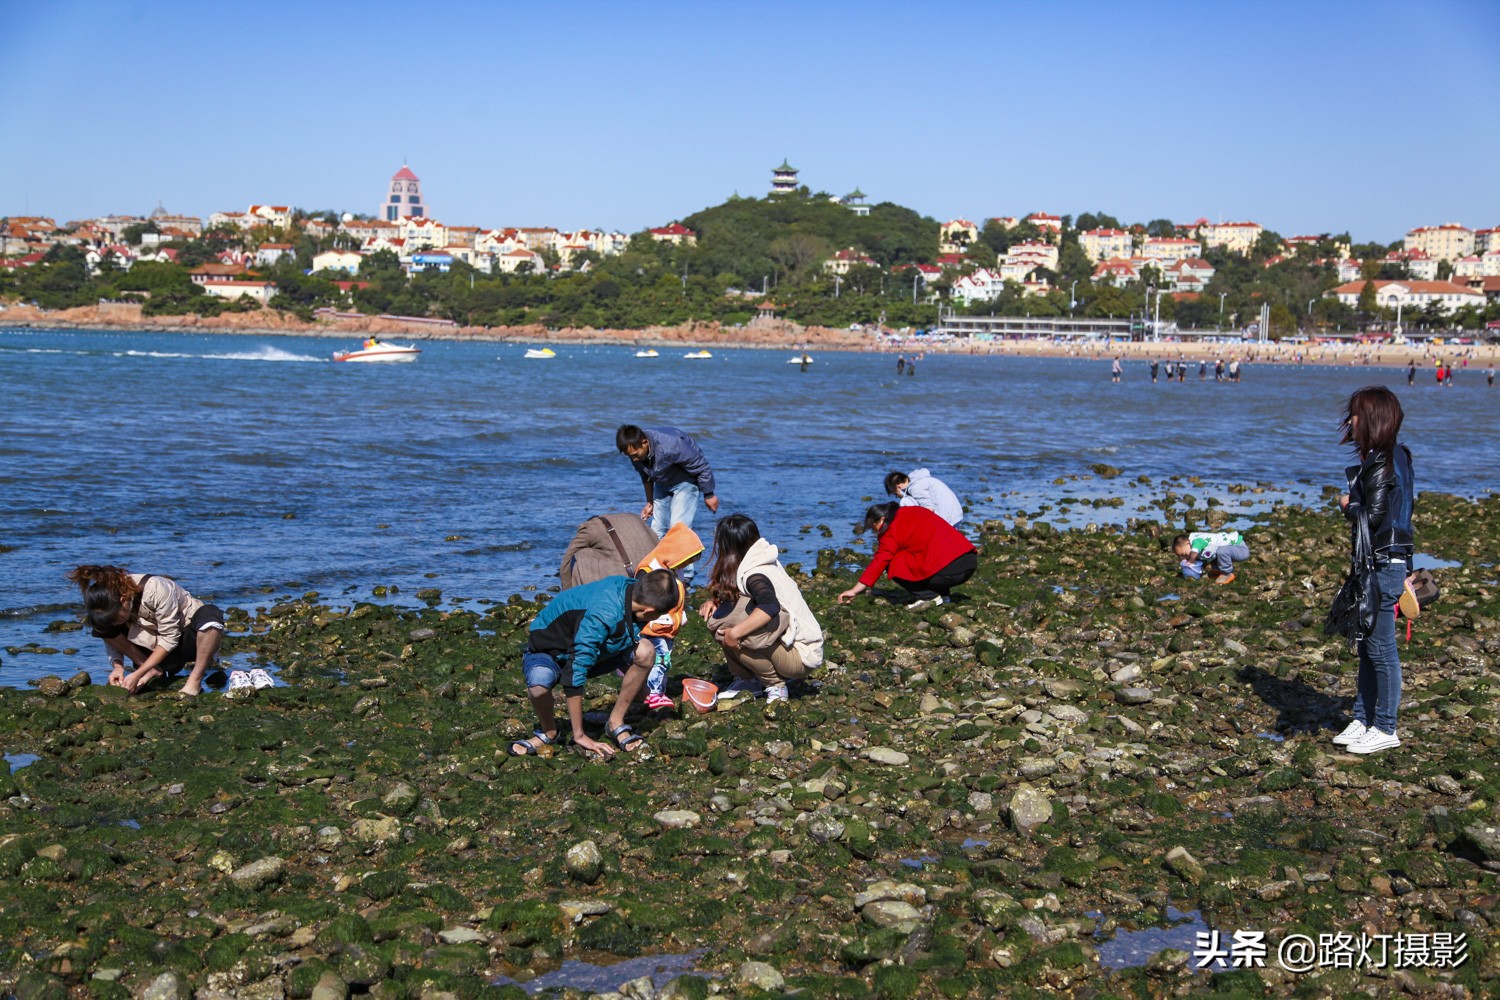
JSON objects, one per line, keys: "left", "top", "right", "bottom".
{"left": 681, "top": 191, "right": 939, "bottom": 286}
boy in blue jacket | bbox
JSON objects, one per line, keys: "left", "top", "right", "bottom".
{"left": 510, "top": 570, "right": 679, "bottom": 759}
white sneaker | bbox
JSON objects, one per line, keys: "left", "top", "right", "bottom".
{"left": 1331, "top": 720, "right": 1367, "bottom": 746}
{"left": 1348, "top": 728, "right": 1401, "bottom": 755}
{"left": 764, "top": 683, "right": 789, "bottom": 704}
{"left": 718, "top": 678, "right": 764, "bottom": 700}
{"left": 226, "top": 671, "right": 253, "bottom": 693}
{"left": 248, "top": 668, "right": 275, "bottom": 690}
{"left": 907, "top": 595, "right": 946, "bottom": 611}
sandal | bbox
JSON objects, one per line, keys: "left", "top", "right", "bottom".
{"left": 508, "top": 728, "right": 563, "bottom": 757}
{"left": 607, "top": 723, "right": 645, "bottom": 752}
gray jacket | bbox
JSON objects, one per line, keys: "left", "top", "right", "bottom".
{"left": 632, "top": 427, "right": 716, "bottom": 497}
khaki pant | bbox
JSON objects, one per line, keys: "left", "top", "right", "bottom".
{"left": 711, "top": 595, "right": 809, "bottom": 687}
{"left": 724, "top": 641, "right": 810, "bottom": 688}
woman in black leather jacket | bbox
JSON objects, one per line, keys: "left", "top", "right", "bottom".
{"left": 1332, "top": 386, "right": 1414, "bottom": 755}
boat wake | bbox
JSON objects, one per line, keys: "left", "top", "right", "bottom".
{"left": 113, "top": 346, "right": 326, "bottom": 363}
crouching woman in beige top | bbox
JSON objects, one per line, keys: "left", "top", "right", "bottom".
{"left": 68, "top": 565, "right": 226, "bottom": 696}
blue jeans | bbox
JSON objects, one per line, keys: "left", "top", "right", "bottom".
{"left": 1211, "top": 543, "right": 1250, "bottom": 576}
{"left": 1351, "top": 560, "right": 1406, "bottom": 733}
{"left": 651, "top": 480, "right": 702, "bottom": 585}
{"left": 645, "top": 636, "right": 673, "bottom": 695}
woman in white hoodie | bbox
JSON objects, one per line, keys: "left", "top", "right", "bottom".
{"left": 698, "top": 514, "right": 823, "bottom": 703}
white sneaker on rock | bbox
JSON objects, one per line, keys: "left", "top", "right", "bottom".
{"left": 1348, "top": 728, "right": 1401, "bottom": 755}
{"left": 907, "top": 596, "right": 946, "bottom": 611}
{"left": 1331, "top": 720, "right": 1367, "bottom": 746}
{"left": 226, "top": 671, "right": 253, "bottom": 693}
{"left": 718, "top": 678, "right": 763, "bottom": 700}
{"left": 764, "top": 683, "right": 789, "bottom": 704}
{"left": 248, "top": 668, "right": 275, "bottom": 690}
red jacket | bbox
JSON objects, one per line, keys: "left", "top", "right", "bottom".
{"left": 859, "top": 506, "right": 976, "bottom": 587}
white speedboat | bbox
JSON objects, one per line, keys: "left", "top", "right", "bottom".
{"left": 788, "top": 353, "right": 813, "bottom": 364}
{"left": 524, "top": 347, "right": 557, "bottom": 359}
{"left": 635, "top": 349, "right": 660, "bottom": 358}
{"left": 683, "top": 350, "right": 713, "bottom": 359}
{"left": 332, "top": 340, "right": 421, "bottom": 363}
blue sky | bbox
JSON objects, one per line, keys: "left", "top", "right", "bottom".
{"left": 1, "top": 0, "right": 1496, "bottom": 243}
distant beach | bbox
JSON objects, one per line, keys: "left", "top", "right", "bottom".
{"left": 2, "top": 300, "right": 1496, "bottom": 368}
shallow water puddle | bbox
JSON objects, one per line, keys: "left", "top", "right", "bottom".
{"left": 1092, "top": 906, "right": 1224, "bottom": 970}
{"left": 1412, "top": 553, "right": 1461, "bottom": 570}
{"left": 493, "top": 949, "right": 710, "bottom": 994}
{"left": 5, "top": 753, "right": 39, "bottom": 772}
{"left": 1254, "top": 732, "right": 1285, "bottom": 742}
{"left": 898, "top": 855, "right": 940, "bottom": 869}
{"left": 1157, "top": 593, "right": 1180, "bottom": 602}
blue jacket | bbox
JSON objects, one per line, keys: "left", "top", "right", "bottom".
{"left": 526, "top": 576, "right": 642, "bottom": 694}
{"left": 632, "top": 426, "right": 716, "bottom": 498}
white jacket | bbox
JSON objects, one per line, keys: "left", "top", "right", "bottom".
{"left": 899, "top": 468, "right": 963, "bottom": 526}
{"left": 735, "top": 538, "right": 824, "bottom": 668}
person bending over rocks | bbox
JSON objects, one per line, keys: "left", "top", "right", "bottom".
{"left": 512, "top": 569, "right": 679, "bottom": 759}
{"left": 67, "top": 565, "right": 225, "bottom": 696}
{"left": 838, "top": 502, "right": 976, "bottom": 611}
{"left": 616, "top": 424, "right": 719, "bottom": 584}
{"left": 698, "top": 514, "right": 823, "bottom": 704}
{"left": 885, "top": 468, "right": 964, "bottom": 526}
{"left": 1173, "top": 530, "right": 1249, "bottom": 585}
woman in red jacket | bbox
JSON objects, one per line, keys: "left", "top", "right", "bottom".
{"left": 837, "top": 502, "right": 977, "bottom": 610}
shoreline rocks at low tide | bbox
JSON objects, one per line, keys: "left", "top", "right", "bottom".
{"left": 1, "top": 494, "right": 1497, "bottom": 998}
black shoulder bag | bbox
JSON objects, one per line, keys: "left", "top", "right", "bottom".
{"left": 1323, "top": 512, "right": 1379, "bottom": 643}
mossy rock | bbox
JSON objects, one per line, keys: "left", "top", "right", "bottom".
{"left": 203, "top": 931, "right": 251, "bottom": 971}
{"left": 483, "top": 900, "right": 559, "bottom": 947}
{"left": 318, "top": 912, "right": 374, "bottom": 946}
{"left": 360, "top": 870, "right": 408, "bottom": 900}
{"left": 286, "top": 957, "right": 331, "bottom": 998}
{"left": 419, "top": 942, "right": 487, "bottom": 976}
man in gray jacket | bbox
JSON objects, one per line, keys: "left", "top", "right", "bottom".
{"left": 617, "top": 424, "right": 719, "bottom": 582}
{"left": 885, "top": 468, "right": 963, "bottom": 526}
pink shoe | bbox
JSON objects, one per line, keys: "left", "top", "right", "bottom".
{"left": 644, "top": 692, "right": 675, "bottom": 710}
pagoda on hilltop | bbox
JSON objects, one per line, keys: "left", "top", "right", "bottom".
{"left": 771, "top": 159, "right": 799, "bottom": 196}
{"left": 843, "top": 187, "right": 869, "bottom": 217}
{"left": 383, "top": 164, "right": 426, "bottom": 222}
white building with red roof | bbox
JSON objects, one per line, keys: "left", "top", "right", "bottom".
{"left": 1453, "top": 250, "right": 1500, "bottom": 279}
{"left": 823, "top": 247, "right": 878, "bottom": 275}
{"left": 1474, "top": 226, "right": 1500, "bottom": 255}
{"left": 648, "top": 222, "right": 696, "bottom": 246}
{"left": 495, "top": 247, "right": 543, "bottom": 273}
{"left": 312, "top": 250, "right": 364, "bottom": 275}
{"left": 938, "top": 219, "right": 978, "bottom": 255}
{"left": 1383, "top": 248, "right": 1438, "bottom": 281}
{"left": 1337, "top": 259, "right": 1364, "bottom": 283}
{"left": 1202, "top": 221, "right": 1263, "bottom": 255}
{"left": 1091, "top": 258, "right": 1141, "bottom": 288}
{"left": 1328, "top": 279, "right": 1482, "bottom": 313}
{"left": 1078, "top": 228, "right": 1132, "bottom": 264}
{"left": 1404, "top": 223, "right": 1473, "bottom": 262}
{"left": 1140, "top": 237, "right": 1202, "bottom": 264}
{"left": 1026, "top": 212, "right": 1062, "bottom": 235}
{"left": 1164, "top": 258, "right": 1216, "bottom": 293}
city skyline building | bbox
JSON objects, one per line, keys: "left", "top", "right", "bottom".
{"left": 383, "top": 164, "right": 425, "bottom": 223}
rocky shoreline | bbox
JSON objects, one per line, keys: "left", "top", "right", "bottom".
{"left": 2, "top": 491, "right": 1496, "bottom": 998}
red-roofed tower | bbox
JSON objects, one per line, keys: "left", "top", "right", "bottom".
{"left": 383, "top": 164, "right": 426, "bottom": 222}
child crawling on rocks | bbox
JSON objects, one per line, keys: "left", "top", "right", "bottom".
{"left": 510, "top": 569, "right": 679, "bottom": 759}
{"left": 1173, "top": 530, "right": 1250, "bottom": 585}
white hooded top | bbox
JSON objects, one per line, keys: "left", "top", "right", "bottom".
{"left": 734, "top": 538, "right": 824, "bottom": 669}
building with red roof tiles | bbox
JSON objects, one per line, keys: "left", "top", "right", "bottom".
{"left": 384, "top": 164, "right": 427, "bottom": 222}
{"left": 939, "top": 219, "right": 979, "bottom": 255}
{"left": 1404, "top": 223, "right": 1474, "bottom": 263}
{"left": 648, "top": 222, "right": 696, "bottom": 246}
{"left": 1328, "top": 279, "right": 1482, "bottom": 313}
{"left": 1202, "top": 221, "right": 1264, "bottom": 255}
{"left": 1078, "top": 228, "right": 1132, "bottom": 263}
{"left": 823, "top": 247, "right": 878, "bottom": 275}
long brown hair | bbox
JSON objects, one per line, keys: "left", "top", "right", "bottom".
{"left": 66, "top": 565, "right": 139, "bottom": 629}
{"left": 708, "top": 514, "right": 761, "bottom": 605}
{"left": 1340, "top": 386, "right": 1403, "bottom": 460}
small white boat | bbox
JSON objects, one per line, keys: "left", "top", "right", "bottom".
{"left": 787, "top": 353, "right": 813, "bottom": 365}
{"left": 524, "top": 347, "right": 557, "bottom": 359}
{"left": 683, "top": 350, "right": 713, "bottom": 360}
{"left": 634, "top": 349, "right": 660, "bottom": 358}
{"left": 332, "top": 340, "right": 421, "bottom": 363}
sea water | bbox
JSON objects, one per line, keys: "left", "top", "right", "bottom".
{"left": 2, "top": 327, "right": 1495, "bottom": 687}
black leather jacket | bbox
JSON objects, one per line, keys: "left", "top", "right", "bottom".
{"left": 1344, "top": 445, "right": 1414, "bottom": 559}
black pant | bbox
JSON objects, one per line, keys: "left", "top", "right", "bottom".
{"left": 893, "top": 551, "right": 977, "bottom": 600}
